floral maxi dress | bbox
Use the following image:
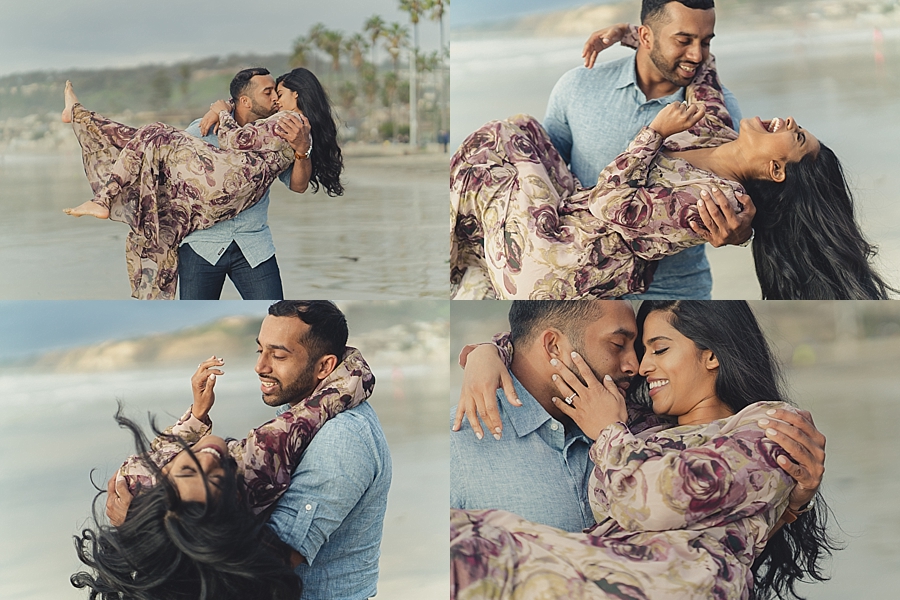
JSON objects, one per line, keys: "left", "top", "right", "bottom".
{"left": 117, "top": 347, "right": 375, "bottom": 514}
{"left": 70, "top": 104, "right": 296, "bottom": 300}
{"left": 450, "top": 401, "right": 797, "bottom": 600}
{"left": 450, "top": 53, "right": 746, "bottom": 299}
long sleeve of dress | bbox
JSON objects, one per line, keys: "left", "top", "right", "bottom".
{"left": 216, "top": 110, "right": 290, "bottom": 155}
{"left": 588, "top": 402, "right": 794, "bottom": 536}
{"left": 228, "top": 346, "right": 376, "bottom": 513}
{"left": 118, "top": 409, "right": 213, "bottom": 494}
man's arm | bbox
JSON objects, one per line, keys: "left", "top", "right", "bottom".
{"left": 275, "top": 113, "right": 313, "bottom": 193}
{"left": 267, "top": 418, "right": 378, "bottom": 566}
{"left": 543, "top": 71, "right": 576, "bottom": 165}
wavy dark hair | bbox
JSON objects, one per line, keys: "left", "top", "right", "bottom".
{"left": 634, "top": 301, "right": 842, "bottom": 600}
{"left": 276, "top": 68, "right": 344, "bottom": 197}
{"left": 71, "top": 405, "right": 301, "bottom": 600}
{"left": 744, "top": 143, "right": 893, "bottom": 299}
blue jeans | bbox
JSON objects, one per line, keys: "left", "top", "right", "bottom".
{"left": 178, "top": 241, "right": 284, "bottom": 300}
{"left": 622, "top": 246, "right": 713, "bottom": 300}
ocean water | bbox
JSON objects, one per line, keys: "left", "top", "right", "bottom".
{"left": 450, "top": 27, "right": 900, "bottom": 298}
{"left": 0, "top": 363, "right": 448, "bottom": 599}
{"left": 0, "top": 150, "right": 448, "bottom": 300}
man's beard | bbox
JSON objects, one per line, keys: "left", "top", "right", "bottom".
{"left": 648, "top": 43, "right": 696, "bottom": 89}
{"left": 571, "top": 343, "right": 632, "bottom": 391}
{"left": 249, "top": 98, "right": 277, "bottom": 121}
{"left": 260, "top": 360, "right": 319, "bottom": 407}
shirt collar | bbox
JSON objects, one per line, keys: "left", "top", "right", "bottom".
{"left": 503, "top": 375, "right": 589, "bottom": 444}
{"left": 615, "top": 56, "right": 686, "bottom": 105}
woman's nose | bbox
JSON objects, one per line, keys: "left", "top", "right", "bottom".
{"left": 638, "top": 355, "right": 652, "bottom": 377}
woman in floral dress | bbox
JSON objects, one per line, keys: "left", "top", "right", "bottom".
{"left": 451, "top": 27, "right": 890, "bottom": 300}
{"left": 71, "top": 347, "right": 374, "bottom": 599}
{"left": 450, "top": 301, "right": 838, "bottom": 600}
{"left": 60, "top": 74, "right": 341, "bottom": 300}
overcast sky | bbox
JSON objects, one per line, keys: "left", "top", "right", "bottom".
{"left": 0, "top": 0, "right": 445, "bottom": 77}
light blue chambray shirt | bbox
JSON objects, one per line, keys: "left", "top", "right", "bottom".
{"left": 543, "top": 55, "right": 743, "bottom": 299}
{"left": 180, "top": 117, "right": 294, "bottom": 268}
{"left": 268, "top": 402, "right": 391, "bottom": 600}
{"left": 449, "top": 375, "right": 594, "bottom": 533}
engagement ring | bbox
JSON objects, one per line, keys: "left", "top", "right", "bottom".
{"left": 564, "top": 393, "right": 577, "bottom": 405}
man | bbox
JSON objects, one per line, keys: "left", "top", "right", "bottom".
{"left": 108, "top": 300, "right": 391, "bottom": 600}
{"left": 178, "top": 68, "right": 313, "bottom": 299}
{"left": 449, "top": 301, "right": 826, "bottom": 533}
{"left": 543, "top": 0, "right": 754, "bottom": 299}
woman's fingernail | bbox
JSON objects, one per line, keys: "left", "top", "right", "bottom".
{"left": 604, "top": 375, "right": 613, "bottom": 381}
{"left": 571, "top": 351, "right": 579, "bottom": 358}
{"left": 551, "top": 397, "right": 559, "bottom": 403}
{"left": 550, "top": 358, "right": 559, "bottom": 366}
{"left": 758, "top": 419, "right": 769, "bottom": 427}
{"left": 552, "top": 374, "right": 558, "bottom": 381}
{"left": 697, "top": 198, "right": 704, "bottom": 207}
{"left": 700, "top": 190, "right": 709, "bottom": 197}
{"left": 766, "top": 428, "right": 778, "bottom": 437}
{"left": 493, "top": 433, "right": 502, "bottom": 440}
{"left": 777, "top": 455, "right": 788, "bottom": 465}
{"left": 766, "top": 409, "right": 776, "bottom": 416}
{"left": 475, "top": 431, "right": 483, "bottom": 440}
{"left": 494, "top": 427, "right": 502, "bottom": 434}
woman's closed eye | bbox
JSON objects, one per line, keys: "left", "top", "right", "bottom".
{"left": 652, "top": 347, "right": 669, "bottom": 356}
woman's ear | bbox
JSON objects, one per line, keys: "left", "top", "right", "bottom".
{"left": 768, "top": 159, "right": 786, "bottom": 183}
{"left": 703, "top": 349, "right": 720, "bottom": 372}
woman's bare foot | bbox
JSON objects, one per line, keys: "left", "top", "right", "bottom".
{"left": 64, "top": 200, "right": 109, "bottom": 219}
{"left": 61, "top": 81, "right": 78, "bottom": 123}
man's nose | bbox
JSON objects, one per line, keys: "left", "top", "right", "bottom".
{"left": 621, "top": 348, "right": 639, "bottom": 377}
{"left": 256, "top": 354, "right": 270, "bottom": 374}
{"left": 685, "top": 43, "right": 703, "bottom": 63}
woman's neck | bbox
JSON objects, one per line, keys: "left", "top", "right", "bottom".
{"left": 670, "top": 140, "right": 762, "bottom": 184}
{"left": 677, "top": 396, "right": 734, "bottom": 426}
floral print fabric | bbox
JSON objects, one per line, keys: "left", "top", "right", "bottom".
{"left": 118, "top": 347, "right": 375, "bottom": 514}
{"left": 71, "top": 105, "right": 296, "bottom": 299}
{"left": 450, "top": 401, "right": 797, "bottom": 600}
{"left": 450, "top": 53, "right": 745, "bottom": 299}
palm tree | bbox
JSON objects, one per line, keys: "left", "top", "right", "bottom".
{"left": 364, "top": 15, "right": 386, "bottom": 68}
{"left": 425, "top": 0, "right": 449, "bottom": 140}
{"left": 399, "top": 0, "right": 426, "bottom": 146}
{"left": 289, "top": 35, "right": 313, "bottom": 68}
{"left": 344, "top": 33, "right": 369, "bottom": 75}
{"left": 382, "top": 22, "right": 408, "bottom": 76}
{"left": 318, "top": 29, "right": 344, "bottom": 72}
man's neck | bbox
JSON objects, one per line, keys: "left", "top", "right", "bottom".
{"left": 510, "top": 350, "right": 569, "bottom": 423}
{"left": 634, "top": 50, "right": 681, "bottom": 101}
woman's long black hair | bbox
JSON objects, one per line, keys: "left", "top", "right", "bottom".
{"left": 71, "top": 405, "right": 301, "bottom": 600}
{"left": 745, "top": 143, "right": 893, "bottom": 299}
{"left": 276, "top": 68, "right": 344, "bottom": 197}
{"left": 635, "top": 301, "right": 842, "bottom": 600}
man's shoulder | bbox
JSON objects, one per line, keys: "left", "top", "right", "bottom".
{"left": 310, "top": 403, "right": 388, "bottom": 455}
{"left": 557, "top": 55, "right": 632, "bottom": 87}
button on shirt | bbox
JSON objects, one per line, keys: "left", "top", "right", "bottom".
{"left": 543, "top": 56, "right": 743, "bottom": 299}
{"left": 450, "top": 376, "right": 594, "bottom": 533}
{"left": 268, "top": 402, "right": 391, "bottom": 600}
{"left": 180, "top": 117, "right": 294, "bottom": 268}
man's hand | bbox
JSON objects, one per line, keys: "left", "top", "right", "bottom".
{"left": 690, "top": 188, "right": 756, "bottom": 247}
{"left": 582, "top": 23, "right": 629, "bottom": 68}
{"left": 106, "top": 474, "right": 133, "bottom": 527}
{"left": 275, "top": 113, "right": 312, "bottom": 156}
{"left": 648, "top": 101, "right": 706, "bottom": 139}
{"left": 191, "top": 356, "right": 224, "bottom": 421}
{"left": 758, "top": 408, "right": 826, "bottom": 509}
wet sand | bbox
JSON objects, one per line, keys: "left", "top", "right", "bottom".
{"left": 0, "top": 146, "right": 448, "bottom": 299}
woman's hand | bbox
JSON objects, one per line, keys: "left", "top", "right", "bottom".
{"left": 199, "top": 99, "right": 233, "bottom": 136}
{"left": 648, "top": 101, "right": 706, "bottom": 139}
{"left": 582, "top": 23, "right": 630, "bottom": 68}
{"left": 191, "top": 355, "right": 224, "bottom": 420}
{"left": 549, "top": 352, "right": 627, "bottom": 440}
{"left": 452, "top": 344, "right": 521, "bottom": 440}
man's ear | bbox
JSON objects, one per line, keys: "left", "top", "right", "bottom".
{"left": 637, "top": 24, "right": 654, "bottom": 50}
{"left": 539, "top": 329, "right": 570, "bottom": 361}
{"left": 315, "top": 354, "right": 339, "bottom": 381}
{"left": 702, "top": 349, "right": 719, "bottom": 372}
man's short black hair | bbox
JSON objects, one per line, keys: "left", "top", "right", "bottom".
{"left": 508, "top": 301, "right": 605, "bottom": 351}
{"left": 230, "top": 67, "right": 271, "bottom": 103}
{"left": 267, "top": 300, "right": 348, "bottom": 363}
{"left": 641, "top": 0, "right": 714, "bottom": 26}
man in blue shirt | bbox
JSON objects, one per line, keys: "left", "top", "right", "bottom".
{"left": 179, "top": 68, "right": 313, "bottom": 299}
{"left": 543, "top": 0, "right": 755, "bottom": 299}
{"left": 450, "top": 300, "right": 828, "bottom": 534}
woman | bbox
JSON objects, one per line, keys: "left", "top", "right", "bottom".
{"left": 61, "top": 67, "right": 343, "bottom": 299}
{"left": 450, "top": 301, "right": 839, "bottom": 599}
{"left": 451, "top": 26, "right": 891, "bottom": 300}
{"left": 71, "top": 347, "right": 374, "bottom": 599}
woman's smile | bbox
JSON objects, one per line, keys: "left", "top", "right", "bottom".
{"left": 647, "top": 378, "right": 669, "bottom": 397}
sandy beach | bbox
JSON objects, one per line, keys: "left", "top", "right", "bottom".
{"left": 0, "top": 144, "right": 448, "bottom": 300}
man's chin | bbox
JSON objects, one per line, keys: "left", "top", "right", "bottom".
{"left": 261, "top": 393, "right": 287, "bottom": 407}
